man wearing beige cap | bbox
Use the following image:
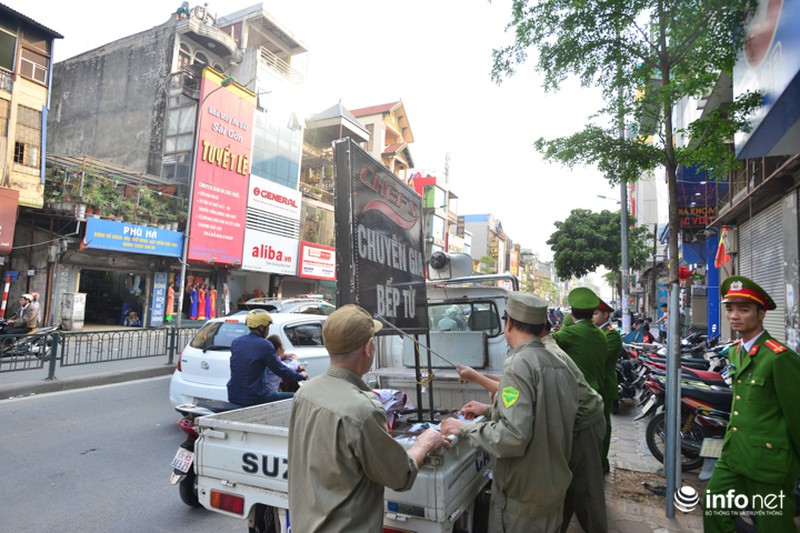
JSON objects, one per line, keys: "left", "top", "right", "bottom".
{"left": 288, "top": 304, "right": 446, "bottom": 532}
{"left": 441, "top": 292, "right": 579, "bottom": 532}
{"left": 4, "top": 294, "right": 38, "bottom": 336}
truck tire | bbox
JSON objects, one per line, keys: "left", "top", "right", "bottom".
{"left": 178, "top": 470, "right": 201, "bottom": 507}
{"left": 249, "top": 504, "right": 277, "bottom": 533}
{"left": 645, "top": 412, "right": 705, "bottom": 472}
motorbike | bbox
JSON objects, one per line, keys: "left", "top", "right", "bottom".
{"left": 0, "top": 318, "right": 62, "bottom": 361}
{"left": 169, "top": 400, "right": 242, "bottom": 507}
{"left": 643, "top": 376, "right": 732, "bottom": 472}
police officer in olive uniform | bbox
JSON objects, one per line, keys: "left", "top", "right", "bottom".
{"left": 592, "top": 299, "right": 621, "bottom": 473}
{"left": 552, "top": 288, "right": 608, "bottom": 400}
{"left": 704, "top": 276, "right": 800, "bottom": 532}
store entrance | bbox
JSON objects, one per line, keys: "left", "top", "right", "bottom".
{"left": 79, "top": 269, "right": 146, "bottom": 326}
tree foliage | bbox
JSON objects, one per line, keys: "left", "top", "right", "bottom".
{"left": 491, "top": 0, "right": 760, "bottom": 286}
{"left": 547, "top": 208, "right": 653, "bottom": 299}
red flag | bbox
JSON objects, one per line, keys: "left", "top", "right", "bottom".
{"left": 715, "top": 227, "right": 731, "bottom": 268}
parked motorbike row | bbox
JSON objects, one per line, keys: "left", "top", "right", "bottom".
{"left": 616, "top": 332, "right": 734, "bottom": 475}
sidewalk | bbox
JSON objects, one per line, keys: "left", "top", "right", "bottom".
{"left": 0, "top": 356, "right": 175, "bottom": 400}
{"left": 1, "top": 356, "right": 704, "bottom": 531}
{"left": 574, "top": 400, "right": 705, "bottom": 532}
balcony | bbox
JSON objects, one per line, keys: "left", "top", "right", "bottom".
{"left": 176, "top": 6, "right": 237, "bottom": 58}
{"left": 260, "top": 47, "right": 303, "bottom": 85}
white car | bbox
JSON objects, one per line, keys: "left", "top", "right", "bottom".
{"left": 169, "top": 313, "right": 329, "bottom": 407}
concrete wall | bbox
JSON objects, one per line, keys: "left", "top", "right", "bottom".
{"left": 47, "top": 20, "right": 176, "bottom": 176}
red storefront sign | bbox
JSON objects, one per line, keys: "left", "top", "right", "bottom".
{"left": 0, "top": 187, "right": 20, "bottom": 254}
{"left": 187, "top": 68, "right": 256, "bottom": 265}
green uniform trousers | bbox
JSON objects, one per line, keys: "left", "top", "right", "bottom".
{"left": 703, "top": 456, "right": 797, "bottom": 532}
{"left": 489, "top": 501, "right": 563, "bottom": 533}
{"left": 561, "top": 417, "right": 608, "bottom": 533}
{"left": 602, "top": 401, "right": 612, "bottom": 473}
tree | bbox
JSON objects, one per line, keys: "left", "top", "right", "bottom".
{"left": 491, "top": 0, "right": 759, "bottom": 295}
{"left": 547, "top": 208, "right": 651, "bottom": 302}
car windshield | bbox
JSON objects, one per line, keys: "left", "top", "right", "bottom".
{"left": 189, "top": 321, "right": 250, "bottom": 350}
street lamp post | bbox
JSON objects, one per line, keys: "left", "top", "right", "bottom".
{"left": 175, "top": 73, "right": 235, "bottom": 328}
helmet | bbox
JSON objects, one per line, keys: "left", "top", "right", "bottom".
{"left": 245, "top": 309, "right": 273, "bottom": 329}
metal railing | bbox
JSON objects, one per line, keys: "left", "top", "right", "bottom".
{"left": 0, "top": 325, "right": 201, "bottom": 380}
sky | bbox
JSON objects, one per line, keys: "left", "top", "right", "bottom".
{"left": 8, "top": 0, "right": 628, "bottom": 270}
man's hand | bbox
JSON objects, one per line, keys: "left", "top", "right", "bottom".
{"left": 456, "top": 363, "right": 480, "bottom": 383}
{"left": 299, "top": 370, "right": 309, "bottom": 380}
{"left": 407, "top": 428, "right": 447, "bottom": 466}
{"left": 440, "top": 417, "right": 463, "bottom": 436}
{"left": 460, "top": 400, "right": 487, "bottom": 419}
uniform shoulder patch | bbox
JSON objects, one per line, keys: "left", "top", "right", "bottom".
{"left": 501, "top": 387, "right": 520, "bottom": 408}
{"left": 765, "top": 339, "right": 787, "bottom": 354}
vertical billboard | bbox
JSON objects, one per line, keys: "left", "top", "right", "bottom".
{"left": 187, "top": 68, "right": 256, "bottom": 265}
{"left": 241, "top": 175, "right": 301, "bottom": 275}
{"left": 334, "top": 138, "right": 428, "bottom": 333}
{"left": 0, "top": 187, "right": 20, "bottom": 254}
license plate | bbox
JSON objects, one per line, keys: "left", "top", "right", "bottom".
{"left": 171, "top": 447, "right": 194, "bottom": 473}
{"left": 641, "top": 396, "right": 656, "bottom": 416}
{"left": 700, "top": 438, "right": 724, "bottom": 458}
{"left": 638, "top": 366, "right": 647, "bottom": 378}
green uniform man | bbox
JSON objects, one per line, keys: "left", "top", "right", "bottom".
{"left": 704, "top": 276, "right": 800, "bottom": 532}
{"left": 552, "top": 287, "right": 608, "bottom": 399}
{"left": 593, "top": 299, "right": 621, "bottom": 473}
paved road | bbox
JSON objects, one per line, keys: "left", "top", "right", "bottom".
{"left": 0, "top": 376, "right": 243, "bottom": 533}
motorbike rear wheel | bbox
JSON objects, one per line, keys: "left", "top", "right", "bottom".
{"left": 645, "top": 412, "right": 705, "bottom": 471}
{"left": 178, "top": 469, "right": 201, "bottom": 507}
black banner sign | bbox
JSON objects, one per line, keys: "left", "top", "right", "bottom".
{"left": 334, "top": 138, "right": 428, "bottom": 333}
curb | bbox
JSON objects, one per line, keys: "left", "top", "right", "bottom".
{"left": 0, "top": 364, "right": 176, "bottom": 400}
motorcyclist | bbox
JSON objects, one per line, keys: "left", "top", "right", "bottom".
{"left": 227, "top": 309, "right": 308, "bottom": 407}
{"left": 4, "top": 294, "right": 39, "bottom": 335}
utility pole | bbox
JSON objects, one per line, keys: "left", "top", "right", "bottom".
{"left": 618, "top": 81, "right": 631, "bottom": 334}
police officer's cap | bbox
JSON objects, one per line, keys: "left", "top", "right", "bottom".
{"left": 596, "top": 299, "right": 613, "bottom": 313}
{"left": 506, "top": 292, "right": 548, "bottom": 325}
{"left": 720, "top": 276, "right": 775, "bottom": 310}
{"left": 568, "top": 287, "right": 600, "bottom": 312}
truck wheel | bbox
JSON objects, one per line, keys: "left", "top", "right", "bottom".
{"left": 249, "top": 504, "right": 277, "bottom": 533}
{"left": 178, "top": 470, "right": 201, "bottom": 507}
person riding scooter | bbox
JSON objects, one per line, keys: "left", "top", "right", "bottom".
{"left": 3, "top": 294, "right": 39, "bottom": 335}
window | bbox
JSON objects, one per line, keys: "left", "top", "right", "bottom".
{"left": 189, "top": 321, "right": 249, "bottom": 350}
{"left": 0, "top": 99, "right": 9, "bottom": 137}
{"left": 14, "top": 104, "right": 41, "bottom": 168}
{"left": 284, "top": 322, "right": 324, "bottom": 347}
{"left": 178, "top": 44, "right": 191, "bottom": 70}
{"left": 0, "top": 30, "right": 15, "bottom": 72}
{"left": 19, "top": 48, "right": 48, "bottom": 84}
{"left": 429, "top": 301, "right": 502, "bottom": 336}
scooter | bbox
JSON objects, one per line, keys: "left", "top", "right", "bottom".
{"left": 169, "top": 400, "right": 242, "bottom": 507}
{"left": 0, "top": 319, "right": 62, "bottom": 361}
